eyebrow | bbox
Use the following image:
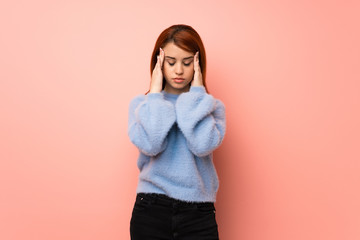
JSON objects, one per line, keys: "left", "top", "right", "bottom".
{"left": 165, "top": 56, "right": 194, "bottom": 60}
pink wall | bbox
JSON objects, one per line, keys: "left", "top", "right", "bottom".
{"left": 1, "top": 0, "right": 359, "bottom": 239}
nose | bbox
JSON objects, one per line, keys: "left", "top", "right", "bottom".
{"left": 175, "top": 62, "right": 183, "bottom": 75}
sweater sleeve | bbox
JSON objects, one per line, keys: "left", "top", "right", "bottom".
{"left": 128, "top": 92, "right": 176, "bottom": 156}
{"left": 175, "top": 86, "right": 226, "bottom": 157}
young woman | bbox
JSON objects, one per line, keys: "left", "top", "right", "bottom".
{"left": 128, "top": 24, "right": 226, "bottom": 240}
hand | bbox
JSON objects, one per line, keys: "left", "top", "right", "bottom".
{"left": 150, "top": 48, "right": 165, "bottom": 93}
{"left": 191, "top": 51, "right": 203, "bottom": 87}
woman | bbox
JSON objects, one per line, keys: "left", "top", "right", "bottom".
{"left": 128, "top": 24, "right": 226, "bottom": 240}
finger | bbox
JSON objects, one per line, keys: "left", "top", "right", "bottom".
{"left": 160, "top": 48, "right": 164, "bottom": 68}
{"left": 155, "top": 55, "right": 161, "bottom": 69}
{"left": 193, "top": 52, "right": 197, "bottom": 70}
{"left": 194, "top": 51, "right": 199, "bottom": 71}
{"left": 157, "top": 54, "right": 163, "bottom": 73}
{"left": 158, "top": 49, "right": 162, "bottom": 68}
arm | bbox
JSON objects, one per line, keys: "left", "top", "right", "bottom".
{"left": 175, "top": 86, "right": 226, "bottom": 157}
{"left": 128, "top": 93, "right": 176, "bottom": 156}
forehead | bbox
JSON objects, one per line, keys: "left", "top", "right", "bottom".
{"left": 163, "top": 42, "right": 193, "bottom": 59}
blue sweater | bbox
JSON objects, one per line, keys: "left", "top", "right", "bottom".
{"left": 127, "top": 86, "right": 226, "bottom": 202}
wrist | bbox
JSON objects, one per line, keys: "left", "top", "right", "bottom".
{"left": 149, "top": 89, "right": 161, "bottom": 93}
{"left": 149, "top": 85, "right": 162, "bottom": 93}
{"left": 190, "top": 85, "right": 206, "bottom": 93}
{"left": 191, "top": 82, "right": 203, "bottom": 87}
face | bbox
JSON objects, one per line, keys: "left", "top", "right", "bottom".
{"left": 162, "top": 42, "right": 195, "bottom": 94}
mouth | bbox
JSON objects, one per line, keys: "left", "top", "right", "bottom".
{"left": 173, "top": 78, "right": 185, "bottom": 83}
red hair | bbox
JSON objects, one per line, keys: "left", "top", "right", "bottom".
{"left": 146, "top": 24, "right": 209, "bottom": 94}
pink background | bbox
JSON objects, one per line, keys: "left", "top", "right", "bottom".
{"left": 1, "top": 0, "right": 359, "bottom": 239}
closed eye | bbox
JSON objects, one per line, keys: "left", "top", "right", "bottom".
{"left": 167, "top": 61, "right": 193, "bottom": 66}
{"left": 183, "top": 59, "right": 193, "bottom": 66}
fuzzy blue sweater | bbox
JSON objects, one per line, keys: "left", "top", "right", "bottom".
{"left": 128, "top": 86, "right": 226, "bottom": 202}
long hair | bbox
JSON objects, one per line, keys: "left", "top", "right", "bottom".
{"left": 146, "top": 24, "right": 208, "bottom": 94}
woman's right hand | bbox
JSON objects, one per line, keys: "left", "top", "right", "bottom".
{"left": 149, "top": 48, "right": 165, "bottom": 93}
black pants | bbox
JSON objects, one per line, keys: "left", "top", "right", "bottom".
{"left": 130, "top": 193, "right": 219, "bottom": 240}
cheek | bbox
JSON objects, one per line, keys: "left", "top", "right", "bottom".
{"left": 162, "top": 65, "right": 172, "bottom": 80}
{"left": 185, "top": 66, "right": 194, "bottom": 78}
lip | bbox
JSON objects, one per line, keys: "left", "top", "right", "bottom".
{"left": 173, "top": 78, "right": 185, "bottom": 83}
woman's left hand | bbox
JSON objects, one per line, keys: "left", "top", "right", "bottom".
{"left": 191, "top": 51, "right": 203, "bottom": 87}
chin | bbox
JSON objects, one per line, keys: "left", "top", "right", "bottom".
{"left": 174, "top": 83, "right": 190, "bottom": 89}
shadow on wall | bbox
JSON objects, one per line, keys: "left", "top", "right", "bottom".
{"left": 212, "top": 91, "right": 248, "bottom": 239}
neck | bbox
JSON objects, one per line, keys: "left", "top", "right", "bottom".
{"left": 163, "top": 84, "right": 190, "bottom": 95}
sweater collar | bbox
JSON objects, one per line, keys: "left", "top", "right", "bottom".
{"left": 162, "top": 90, "right": 180, "bottom": 100}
